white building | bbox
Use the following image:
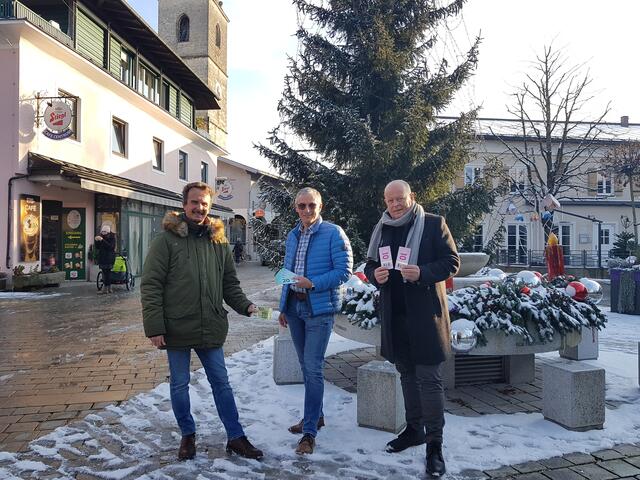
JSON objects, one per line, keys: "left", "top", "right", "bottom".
{"left": 0, "top": 0, "right": 235, "bottom": 281}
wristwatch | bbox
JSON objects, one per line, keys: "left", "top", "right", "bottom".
{"left": 309, "top": 282, "right": 315, "bottom": 291}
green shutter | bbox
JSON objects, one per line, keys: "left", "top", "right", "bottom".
{"left": 169, "top": 85, "right": 178, "bottom": 117}
{"left": 109, "top": 37, "right": 121, "bottom": 78}
{"left": 180, "top": 94, "right": 193, "bottom": 127}
{"left": 76, "top": 9, "right": 105, "bottom": 67}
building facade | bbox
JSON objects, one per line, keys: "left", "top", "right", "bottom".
{"left": 0, "top": 0, "right": 234, "bottom": 282}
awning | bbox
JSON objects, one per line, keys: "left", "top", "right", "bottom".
{"left": 27, "top": 152, "right": 234, "bottom": 215}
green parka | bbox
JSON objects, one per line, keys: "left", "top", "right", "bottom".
{"left": 141, "top": 211, "right": 252, "bottom": 348}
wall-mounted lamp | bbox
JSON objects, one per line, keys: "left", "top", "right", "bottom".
{"left": 621, "top": 215, "right": 632, "bottom": 230}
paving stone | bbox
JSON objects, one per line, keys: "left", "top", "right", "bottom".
{"left": 513, "top": 473, "right": 548, "bottom": 480}
{"left": 459, "top": 469, "right": 489, "bottom": 479}
{"left": 485, "top": 466, "right": 519, "bottom": 478}
{"left": 592, "top": 449, "right": 625, "bottom": 461}
{"left": 539, "top": 457, "right": 573, "bottom": 469}
{"left": 563, "top": 453, "right": 596, "bottom": 465}
{"left": 513, "top": 461, "right": 546, "bottom": 473}
{"left": 570, "top": 463, "right": 617, "bottom": 480}
{"left": 598, "top": 460, "right": 640, "bottom": 477}
{"left": 542, "top": 468, "right": 589, "bottom": 480}
{"left": 614, "top": 445, "right": 640, "bottom": 457}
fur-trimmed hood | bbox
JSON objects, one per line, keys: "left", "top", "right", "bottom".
{"left": 162, "top": 211, "right": 227, "bottom": 243}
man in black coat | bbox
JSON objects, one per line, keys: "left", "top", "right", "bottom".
{"left": 364, "top": 180, "right": 459, "bottom": 477}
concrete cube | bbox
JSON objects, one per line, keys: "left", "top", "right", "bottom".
{"left": 272, "top": 333, "right": 303, "bottom": 385}
{"left": 356, "top": 360, "right": 405, "bottom": 433}
{"left": 560, "top": 326, "right": 599, "bottom": 361}
{"left": 542, "top": 360, "right": 605, "bottom": 431}
{"left": 505, "top": 354, "right": 535, "bottom": 384}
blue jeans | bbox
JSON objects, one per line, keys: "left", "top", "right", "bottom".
{"left": 285, "top": 297, "right": 334, "bottom": 437}
{"left": 166, "top": 348, "right": 244, "bottom": 440}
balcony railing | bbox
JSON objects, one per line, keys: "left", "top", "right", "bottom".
{"left": 0, "top": 1, "right": 73, "bottom": 48}
{"left": 497, "top": 249, "right": 612, "bottom": 268}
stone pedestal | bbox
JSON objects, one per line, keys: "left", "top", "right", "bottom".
{"left": 505, "top": 354, "right": 535, "bottom": 384}
{"left": 272, "top": 327, "right": 303, "bottom": 385}
{"left": 357, "top": 361, "right": 405, "bottom": 433}
{"left": 560, "top": 326, "right": 599, "bottom": 361}
{"left": 542, "top": 360, "right": 605, "bottom": 431}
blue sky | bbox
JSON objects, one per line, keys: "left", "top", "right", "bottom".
{"left": 127, "top": 0, "right": 640, "bottom": 172}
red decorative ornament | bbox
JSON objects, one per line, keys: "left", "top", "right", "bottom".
{"left": 565, "top": 281, "right": 588, "bottom": 301}
{"left": 545, "top": 233, "right": 565, "bottom": 280}
{"left": 354, "top": 271, "right": 368, "bottom": 283}
{"left": 520, "top": 286, "right": 531, "bottom": 295}
{"left": 533, "top": 271, "right": 543, "bottom": 280}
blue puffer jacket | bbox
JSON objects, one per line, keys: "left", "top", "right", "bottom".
{"left": 279, "top": 218, "right": 353, "bottom": 316}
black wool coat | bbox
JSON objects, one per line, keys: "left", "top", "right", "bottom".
{"left": 365, "top": 212, "right": 460, "bottom": 365}
{"left": 96, "top": 232, "right": 117, "bottom": 268}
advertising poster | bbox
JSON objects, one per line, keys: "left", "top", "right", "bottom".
{"left": 19, "top": 194, "right": 41, "bottom": 262}
{"left": 62, "top": 208, "right": 86, "bottom": 280}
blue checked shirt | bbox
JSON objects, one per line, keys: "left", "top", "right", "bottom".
{"left": 290, "top": 219, "right": 321, "bottom": 293}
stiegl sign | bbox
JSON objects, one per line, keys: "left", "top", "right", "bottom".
{"left": 43, "top": 101, "right": 73, "bottom": 140}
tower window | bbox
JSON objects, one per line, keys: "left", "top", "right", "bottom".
{"left": 215, "top": 23, "right": 221, "bottom": 47}
{"left": 178, "top": 15, "right": 190, "bottom": 42}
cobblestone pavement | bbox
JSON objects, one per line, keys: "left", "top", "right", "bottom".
{"left": 0, "top": 262, "right": 279, "bottom": 453}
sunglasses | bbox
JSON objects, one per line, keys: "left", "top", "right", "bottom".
{"left": 296, "top": 202, "right": 318, "bottom": 211}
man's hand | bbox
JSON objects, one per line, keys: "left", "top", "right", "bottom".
{"left": 247, "top": 304, "right": 257, "bottom": 316}
{"left": 374, "top": 266, "right": 390, "bottom": 284}
{"left": 294, "top": 276, "right": 313, "bottom": 290}
{"left": 400, "top": 265, "right": 421, "bottom": 282}
{"left": 95, "top": 235, "right": 103, "bottom": 241}
{"left": 278, "top": 312, "right": 288, "bottom": 327}
{"left": 149, "top": 335, "right": 166, "bottom": 348}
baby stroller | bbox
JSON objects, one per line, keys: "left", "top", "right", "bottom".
{"left": 96, "top": 254, "right": 135, "bottom": 291}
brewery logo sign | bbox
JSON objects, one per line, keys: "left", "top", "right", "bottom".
{"left": 43, "top": 101, "right": 73, "bottom": 140}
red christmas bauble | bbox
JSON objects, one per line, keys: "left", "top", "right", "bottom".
{"left": 520, "top": 286, "right": 531, "bottom": 295}
{"left": 354, "top": 271, "right": 368, "bottom": 283}
{"left": 565, "top": 281, "right": 588, "bottom": 301}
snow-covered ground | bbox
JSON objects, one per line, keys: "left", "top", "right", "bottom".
{"left": 0, "top": 310, "right": 638, "bottom": 479}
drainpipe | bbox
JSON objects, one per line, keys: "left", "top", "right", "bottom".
{"left": 6, "top": 174, "right": 28, "bottom": 269}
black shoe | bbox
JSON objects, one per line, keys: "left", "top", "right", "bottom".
{"left": 178, "top": 433, "right": 196, "bottom": 461}
{"left": 426, "top": 441, "right": 446, "bottom": 477}
{"left": 226, "top": 435, "right": 264, "bottom": 460}
{"left": 385, "top": 425, "right": 426, "bottom": 453}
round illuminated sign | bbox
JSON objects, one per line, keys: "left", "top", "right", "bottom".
{"left": 44, "top": 101, "right": 72, "bottom": 132}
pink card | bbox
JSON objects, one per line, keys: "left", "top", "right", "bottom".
{"left": 395, "top": 246, "right": 411, "bottom": 270}
{"left": 379, "top": 246, "right": 393, "bottom": 268}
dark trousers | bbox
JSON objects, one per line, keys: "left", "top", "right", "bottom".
{"left": 101, "top": 268, "right": 112, "bottom": 286}
{"left": 395, "top": 360, "right": 445, "bottom": 443}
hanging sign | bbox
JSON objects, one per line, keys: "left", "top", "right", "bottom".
{"left": 43, "top": 101, "right": 73, "bottom": 140}
{"left": 19, "top": 194, "right": 41, "bottom": 262}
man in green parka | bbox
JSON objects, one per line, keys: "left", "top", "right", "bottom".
{"left": 141, "top": 182, "right": 263, "bottom": 462}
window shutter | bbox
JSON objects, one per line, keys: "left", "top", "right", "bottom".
{"left": 109, "top": 37, "right": 121, "bottom": 78}
{"left": 587, "top": 173, "right": 597, "bottom": 195}
{"left": 614, "top": 174, "right": 624, "bottom": 196}
{"left": 76, "top": 9, "right": 106, "bottom": 68}
{"left": 180, "top": 94, "right": 193, "bottom": 127}
{"left": 169, "top": 86, "right": 178, "bottom": 117}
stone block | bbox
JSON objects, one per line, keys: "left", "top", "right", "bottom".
{"left": 356, "top": 360, "right": 405, "bottom": 433}
{"left": 272, "top": 334, "right": 303, "bottom": 385}
{"left": 542, "top": 360, "right": 605, "bottom": 431}
{"left": 560, "top": 326, "right": 599, "bottom": 360}
{"left": 505, "top": 354, "right": 535, "bottom": 384}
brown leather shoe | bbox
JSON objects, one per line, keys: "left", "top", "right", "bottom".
{"left": 295, "top": 434, "right": 315, "bottom": 455}
{"left": 226, "top": 435, "right": 264, "bottom": 460}
{"left": 178, "top": 433, "right": 196, "bottom": 461}
{"left": 288, "top": 416, "right": 325, "bottom": 434}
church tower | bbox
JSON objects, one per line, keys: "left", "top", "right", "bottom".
{"left": 158, "top": 0, "right": 228, "bottom": 148}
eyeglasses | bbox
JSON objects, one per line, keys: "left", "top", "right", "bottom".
{"left": 296, "top": 203, "right": 318, "bottom": 211}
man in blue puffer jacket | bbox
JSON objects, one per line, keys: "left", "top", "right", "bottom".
{"left": 278, "top": 187, "right": 353, "bottom": 455}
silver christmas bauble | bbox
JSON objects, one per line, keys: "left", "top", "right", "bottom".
{"left": 487, "top": 268, "right": 507, "bottom": 280}
{"left": 516, "top": 270, "right": 540, "bottom": 286}
{"left": 579, "top": 277, "right": 603, "bottom": 305}
{"left": 450, "top": 319, "right": 477, "bottom": 353}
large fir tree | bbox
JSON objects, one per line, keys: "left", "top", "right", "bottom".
{"left": 255, "top": 0, "right": 493, "bottom": 265}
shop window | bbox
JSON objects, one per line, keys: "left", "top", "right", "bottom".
{"left": 153, "top": 138, "right": 164, "bottom": 171}
{"left": 179, "top": 150, "right": 188, "bottom": 181}
{"left": 112, "top": 117, "right": 127, "bottom": 157}
{"left": 201, "top": 161, "right": 208, "bottom": 183}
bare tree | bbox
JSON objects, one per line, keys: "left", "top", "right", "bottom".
{"left": 602, "top": 141, "right": 640, "bottom": 244}
{"left": 488, "top": 45, "right": 610, "bottom": 238}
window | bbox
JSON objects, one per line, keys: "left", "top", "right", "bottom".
{"left": 178, "top": 15, "right": 189, "bottom": 42}
{"left": 597, "top": 173, "right": 613, "bottom": 195}
{"left": 153, "top": 138, "right": 163, "bottom": 171}
{"left": 510, "top": 167, "right": 526, "bottom": 193}
{"left": 560, "top": 224, "right": 571, "bottom": 256}
{"left": 112, "top": 117, "right": 127, "bottom": 156}
{"left": 464, "top": 165, "right": 482, "bottom": 185}
{"left": 215, "top": 23, "right": 221, "bottom": 47}
{"left": 138, "top": 62, "right": 160, "bottom": 104}
{"left": 178, "top": 150, "right": 188, "bottom": 180}
{"left": 120, "top": 48, "right": 135, "bottom": 88}
{"left": 201, "top": 161, "right": 208, "bottom": 183}
{"left": 472, "top": 225, "right": 483, "bottom": 252}
{"left": 58, "top": 90, "right": 79, "bottom": 140}
{"left": 507, "top": 224, "right": 528, "bottom": 264}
